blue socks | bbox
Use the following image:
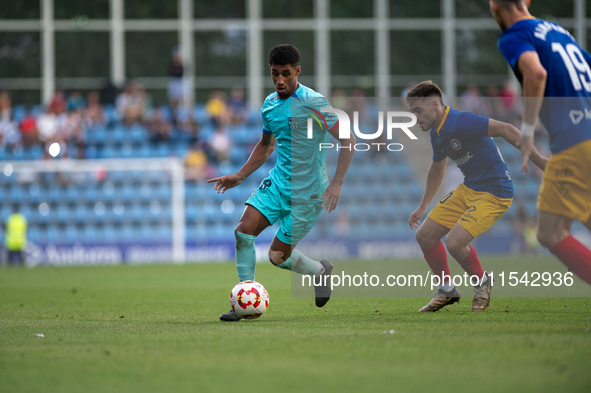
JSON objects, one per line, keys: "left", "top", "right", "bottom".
{"left": 235, "top": 231, "right": 257, "bottom": 281}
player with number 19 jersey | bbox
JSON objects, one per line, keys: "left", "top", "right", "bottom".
{"left": 498, "top": 16, "right": 591, "bottom": 223}
{"left": 498, "top": 17, "right": 591, "bottom": 153}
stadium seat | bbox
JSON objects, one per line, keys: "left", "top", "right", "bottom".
{"left": 65, "top": 225, "right": 78, "bottom": 243}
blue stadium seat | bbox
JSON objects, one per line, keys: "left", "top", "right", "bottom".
{"left": 65, "top": 225, "right": 78, "bottom": 243}
{"left": 121, "top": 143, "right": 134, "bottom": 158}
{"left": 75, "top": 204, "right": 88, "bottom": 223}
{"left": 12, "top": 105, "right": 26, "bottom": 122}
{"left": 130, "top": 204, "right": 144, "bottom": 222}
{"left": 9, "top": 186, "right": 24, "bottom": 202}
{"left": 28, "top": 227, "right": 41, "bottom": 243}
{"left": 47, "top": 225, "right": 61, "bottom": 243}
{"left": 104, "top": 225, "right": 116, "bottom": 242}
{"left": 56, "top": 204, "right": 69, "bottom": 223}
{"left": 84, "top": 187, "right": 98, "bottom": 201}
{"left": 185, "top": 203, "right": 198, "bottom": 222}
{"left": 85, "top": 146, "right": 99, "bottom": 159}
{"left": 104, "top": 105, "right": 117, "bottom": 124}
{"left": 101, "top": 145, "right": 116, "bottom": 159}
{"left": 111, "top": 125, "right": 127, "bottom": 144}
{"left": 122, "top": 224, "right": 135, "bottom": 241}
{"left": 121, "top": 183, "right": 135, "bottom": 202}
{"left": 130, "top": 125, "right": 148, "bottom": 142}
{"left": 525, "top": 180, "right": 540, "bottom": 198}
{"left": 83, "top": 226, "right": 98, "bottom": 242}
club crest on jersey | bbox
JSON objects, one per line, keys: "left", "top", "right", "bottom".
{"left": 451, "top": 139, "right": 461, "bottom": 150}
{"left": 288, "top": 117, "right": 300, "bottom": 130}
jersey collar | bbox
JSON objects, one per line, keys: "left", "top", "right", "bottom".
{"left": 515, "top": 15, "right": 536, "bottom": 23}
{"left": 436, "top": 105, "right": 450, "bottom": 135}
{"left": 291, "top": 83, "right": 302, "bottom": 101}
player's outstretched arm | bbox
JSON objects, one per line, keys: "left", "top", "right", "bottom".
{"left": 321, "top": 130, "right": 356, "bottom": 213}
{"left": 409, "top": 159, "right": 446, "bottom": 230}
{"left": 517, "top": 51, "right": 547, "bottom": 173}
{"left": 207, "top": 133, "right": 276, "bottom": 193}
{"left": 487, "top": 119, "right": 548, "bottom": 171}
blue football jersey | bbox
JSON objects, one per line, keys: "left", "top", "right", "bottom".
{"left": 431, "top": 107, "right": 513, "bottom": 199}
{"left": 261, "top": 83, "right": 338, "bottom": 201}
{"left": 498, "top": 17, "right": 591, "bottom": 154}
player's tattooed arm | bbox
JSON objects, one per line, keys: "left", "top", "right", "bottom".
{"left": 321, "top": 129, "right": 356, "bottom": 213}
{"left": 409, "top": 159, "right": 446, "bottom": 230}
{"left": 207, "top": 132, "right": 276, "bottom": 193}
{"left": 487, "top": 119, "right": 548, "bottom": 171}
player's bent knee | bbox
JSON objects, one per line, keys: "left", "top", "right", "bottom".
{"left": 536, "top": 230, "right": 556, "bottom": 249}
{"left": 415, "top": 228, "right": 429, "bottom": 247}
{"left": 444, "top": 237, "right": 463, "bottom": 255}
{"left": 416, "top": 227, "right": 438, "bottom": 249}
{"left": 268, "top": 248, "right": 285, "bottom": 266}
{"left": 536, "top": 226, "right": 568, "bottom": 249}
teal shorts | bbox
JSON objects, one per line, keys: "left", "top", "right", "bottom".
{"left": 245, "top": 178, "right": 323, "bottom": 245}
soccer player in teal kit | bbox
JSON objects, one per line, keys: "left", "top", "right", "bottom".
{"left": 208, "top": 44, "right": 355, "bottom": 321}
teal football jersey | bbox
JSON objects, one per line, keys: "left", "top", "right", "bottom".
{"left": 261, "top": 83, "right": 339, "bottom": 201}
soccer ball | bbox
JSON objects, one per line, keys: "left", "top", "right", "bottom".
{"left": 230, "top": 280, "right": 269, "bottom": 319}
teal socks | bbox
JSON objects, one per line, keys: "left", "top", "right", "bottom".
{"left": 235, "top": 231, "right": 257, "bottom": 281}
{"left": 276, "top": 249, "right": 323, "bottom": 275}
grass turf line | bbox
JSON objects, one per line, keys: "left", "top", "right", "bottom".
{"left": 0, "top": 257, "right": 590, "bottom": 393}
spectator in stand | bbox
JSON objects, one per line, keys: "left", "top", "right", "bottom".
{"left": 48, "top": 89, "right": 67, "bottom": 116}
{"left": 62, "top": 106, "right": 85, "bottom": 159}
{"left": 208, "top": 123, "right": 231, "bottom": 163}
{"left": 483, "top": 84, "right": 503, "bottom": 119}
{"left": 460, "top": 83, "right": 485, "bottom": 114}
{"left": 84, "top": 91, "right": 106, "bottom": 127}
{"left": 184, "top": 142, "right": 209, "bottom": 182}
{"left": 67, "top": 91, "right": 86, "bottom": 112}
{"left": 0, "top": 116, "right": 20, "bottom": 152}
{"left": 168, "top": 46, "right": 185, "bottom": 124}
{"left": 138, "top": 84, "right": 153, "bottom": 119}
{"left": 116, "top": 82, "right": 147, "bottom": 127}
{"left": 36, "top": 106, "right": 60, "bottom": 145}
{"left": 0, "top": 91, "right": 20, "bottom": 151}
{"left": 148, "top": 108, "right": 173, "bottom": 143}
{"left": 100, "top": 79, "right": 118, "bottom": 105}
{"left": 0, "top": 91, "right": 12, "bottom": 121}
{"left": 178, "top": 112, "right": 200, "bottom": 143}
{"left": 331, "top": 89, "right": 347, "bottom": 111}
{"left": 499, "top": 79, "right": 520, "bottom": 117}
{"left": 205, "top": 90, "right": 228, "bottom": 126}
{"left": 227, "top": 87, "right": 247, "bottom": 125}
{"left": 19, "top": 109, "right": 38, "bottom": 147}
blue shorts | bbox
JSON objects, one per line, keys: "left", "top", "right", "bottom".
{"left": 245, "top": 178, "right": 323, "bottom": 245}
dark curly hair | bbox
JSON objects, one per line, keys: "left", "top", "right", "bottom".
{"left": 268, "top": 44, "right": 300, "bottom": 67}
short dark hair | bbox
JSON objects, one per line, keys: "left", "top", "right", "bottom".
{"left": 405, "top": 80, "right": 444, "bottom": 104}
{"left": 492, "top": 0, "right": 527, "bottom": 9}
{"left": 268, "top": 44, "right": 300, "bottom": 67}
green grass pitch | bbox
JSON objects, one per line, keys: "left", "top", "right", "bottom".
{"left": 1, "top": 257, "right": 590, "bottom": 393}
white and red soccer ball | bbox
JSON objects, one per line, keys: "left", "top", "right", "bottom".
{"left": 230, "top": 281, "right": 269, "bottom": 319}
